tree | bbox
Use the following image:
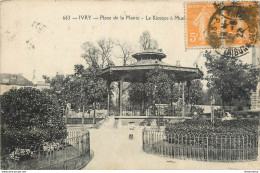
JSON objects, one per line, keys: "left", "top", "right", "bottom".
{"left": 44, "top": 40, "right": 110, "bottom": 123}
{"left": 115, "top": 40, "right": 135, "bottom": 66}
{"left": 128, "top": 68, "right": 179, "bottom": 116}
{"left": 81, "top": 42, "right": 100, "bottom": 69}
{"left": 129, "top": 68, "right": 170, "bottom": 108}
{"left": 43, "top": 72, "right": 88, "bottom": 111}
{"left": 201, "top": 88, "right": 222, "bottom": 106}
{"left": 1, "top": 88, "right": 67, "bottom": 152}
{"left": 81, "top": 41, "right": 108, "bottom": 123}
{"left": 97, "top": 39, "right": 115, "bottom": 68}
{"left": 204, "top": 51, "right": 258, "bottom": 110}
{"left": 139, "top": 31, "right": 158, "bottom": 50}
{"left": 184, "top": 80, "right": 204, "bottom": 105}
{"left": 43, "top": 64, "right": 108, "bottom": 119}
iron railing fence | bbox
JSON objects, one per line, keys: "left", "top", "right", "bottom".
{"left": 142, "top": 129, "right": 258, "bottom": 162}
{"left": 2, "top": 130, "right": 91, "bottom": 170}
{"left": 112, "top": 104, "right": 188, "bottom": 116}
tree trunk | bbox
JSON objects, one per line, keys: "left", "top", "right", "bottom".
{"left": 221, "top": 96, "right": 224, "bottom": 118}
{"left": 82, "top": 105, "right": 85, "bottom": 127}
{"left": 93, "top": 101, "right": 96, "bottom": 125}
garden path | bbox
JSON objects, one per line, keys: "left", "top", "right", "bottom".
{"left": 83, "top": 117, "right": 260, "bottom": 170}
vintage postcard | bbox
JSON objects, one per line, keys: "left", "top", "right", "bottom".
{"left": 0, "top": 0, "right": 260, "bottom": 171}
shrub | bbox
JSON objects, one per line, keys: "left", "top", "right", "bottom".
{"left": 164, "top": 119, "right": 258, "bottom": 150}
{"left": 190, "top": 106, "right": 204, "bottom": 116}
{"left": 214, "top": 108, "right": 223, "bottom": 118}
{"left": 165, "top": 118, "right": 258, "bottom": 136}
{"left": 1, "top": 88, "right": 67, "bottom": 154}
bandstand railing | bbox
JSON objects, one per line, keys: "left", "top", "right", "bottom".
{"left": 142, "top": 129, "right": 258, "bottom": 162}
{"left": 113, "top": 104, "right": 187, "bottom": 116}
{"left": 2, "top": 130, "right": 92, "bottom": 170}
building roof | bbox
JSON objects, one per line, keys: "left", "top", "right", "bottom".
{"left": 101, "top": 64, "right": 203, "bottom": 83}
{"left": 132, "top": 50, "right": 166, "bottom": 61}
{"left": 100, "top": 51, "right": 203, "bottom": 83}
{"left": 0, "top": 73, "right": 35, "bottom": 86}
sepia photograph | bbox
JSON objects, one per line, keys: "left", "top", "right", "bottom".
{"left": 0, "top": 0, "right": 260, "bottom": 171}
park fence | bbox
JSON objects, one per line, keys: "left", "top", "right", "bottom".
{"left": 2, "top": 129, "right": 92, "bottom": 170}
{"left": 142, "top": 129, "right": 258, "bottom": 162}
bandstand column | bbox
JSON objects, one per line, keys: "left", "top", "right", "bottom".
{"left": 142, "top": 81, "right": 146, "bottom": 116}
{"left": 107, "top": 80, "right": 111, "bottom": 117}
{"left": 170, "top": 84, "right": 173, "bottom": 116}
{"left": 187, "top": 80, "right": 191, "bottom": 104}
{"left": 119, "top": 79, "right": 123, "bottom": 116}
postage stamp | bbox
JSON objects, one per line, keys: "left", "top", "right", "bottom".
{"left": 186, "top": 1, "right": 259, "bottom": 51}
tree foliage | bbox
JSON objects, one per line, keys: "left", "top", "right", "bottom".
{"left": 184, "top": 80, "right": 204, "bottom": 105}
{"left": 204, "top": 51, "right": 258, "bottom": 109}
{"left": 128, "top": 68, "right": 179, "bottom": 107}
{"left": 43, "top": 74, "right": 82, "bottom": 109}
{"left": 201, "top": 88, "right": 222, "bottom": 106}
{"left": 139, "top": 31, "right": 158, "bottom": 50}
{"left": 43, "top": 64, "right": 108, "bottom": 111}
{"left": 1, "top": 88, "right": 67, "bottom": 152}
{"left": 81, "top": 42, "right": 101, "bottom": 69}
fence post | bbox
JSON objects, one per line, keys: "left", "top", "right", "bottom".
{"left": 80, "top": 135, "right": 83, "bottom": 154}
{"left": 206, "top": 136, "right": 208, "bottom": 161}
{"left": 230, "top": 136, "right": 232, "bottom": 161}
{"left": 38, "top": 145, "right": 41, "bottom": 164}
{"left": 197, "top": 135, "right": 199, "bottom": 160}
{"left": 64, "top": 142, "right": 67, "bottom": 169}
{"left": 238, "top": 135, "right": 240, "bottom": 160}
{"left": 242, "top": 135, "right": 244, "bottom": 160}
{"left": 256, "top": 134, "right": 258, "bottom": 160}
{"left": 247, "top": 135, "right": 249, "bottom": 160}
{"left": 14, "top": 148, "right": 17, "bottom": 169}
{"left": 49, "top": 146, "right": 52, "bottom": 169}
{"left": 215, "top": 135, "right": 217, "bottom": 161}
{"left": 142, "top": 130, "right": 144, "bottom": 151}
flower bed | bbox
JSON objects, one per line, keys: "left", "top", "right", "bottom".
{"left": 142, "top": 119, "right": 259, "bottom": 161}
{"left": 2, "top": 132, "right": 91, "bottom": 170}
{"left": 165, "top": 118, "right": 258, "bottom": 136}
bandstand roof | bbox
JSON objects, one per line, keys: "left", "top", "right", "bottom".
{"left": 100, "top": 51, "right": 203, "bottom": 83}
{"left": 132, "top": 50, "right": 166, "bottom": 61}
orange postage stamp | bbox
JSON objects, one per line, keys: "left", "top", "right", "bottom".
{"left": 186, "top": 2, "right": 259, "bottom": 49}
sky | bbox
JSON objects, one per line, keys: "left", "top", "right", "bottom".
{"left": 0, "top": 0, "right": 254, "bottom": 83}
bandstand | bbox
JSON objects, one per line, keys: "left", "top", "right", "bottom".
{"left": 100, "top": 50, "right": 203, "bottom": 117}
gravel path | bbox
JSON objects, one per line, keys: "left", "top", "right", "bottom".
{"left": 83, "top": 117, "right": 260, "bottom": 170}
